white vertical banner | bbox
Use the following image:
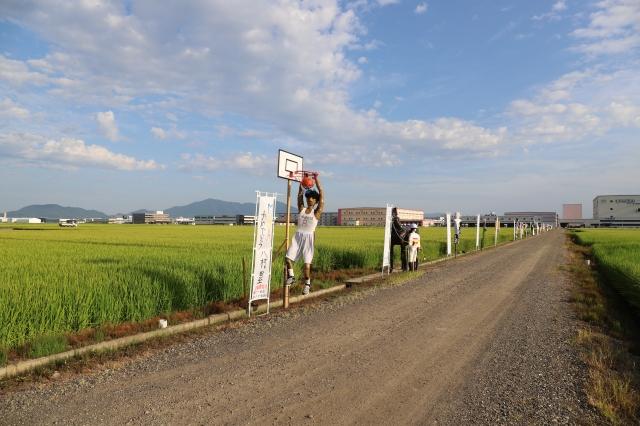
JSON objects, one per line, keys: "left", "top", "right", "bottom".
{"left": 382, "top": 204, "right": 393, "bottom": 274}
{"left": 513, "top": 220, "right": 516, "bottom": 240}
{"left": 446, "top": 213, "right": 452, "bottom": 256}
{"left": 475, "top": 214, "right": 480, "bottom": 250}
{"left": 249, "top": 192, "right": 277, "bottom": 312}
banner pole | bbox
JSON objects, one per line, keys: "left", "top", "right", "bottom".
{"left": 283, "top": 179, "right": 292, "bottom": 309}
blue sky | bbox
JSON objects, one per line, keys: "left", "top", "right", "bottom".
{"left": 1, "top": 0, "right": 639, "bottom": 216}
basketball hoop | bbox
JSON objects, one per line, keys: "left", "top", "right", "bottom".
{"left": 288, "top": 170, "right": 318, "bottom": 189}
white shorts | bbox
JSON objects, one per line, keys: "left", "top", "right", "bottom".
{"left": 286, "top": 232, "right": 315, "bottom": 264}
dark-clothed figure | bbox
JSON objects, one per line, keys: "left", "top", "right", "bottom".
{"left": 389, "top": 207, "right": 408, "bottom": 272}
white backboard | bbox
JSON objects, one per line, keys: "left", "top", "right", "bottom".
{"left": 277, "top": 149, "right": 303, "bottom": 181}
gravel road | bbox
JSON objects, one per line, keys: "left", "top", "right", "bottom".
{"left": 0, "top": 230, "right": 600, "bottom": 425}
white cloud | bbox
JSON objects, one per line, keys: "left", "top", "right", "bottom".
{"left": 151, "top": 127, "right": 167, "bottom": 139}
{"left": 532, "top": 0, "right": 568, "bottom": 21}
{"left": 4, "top": 0, "right": 636, "bottom": 173}
{"left": 0, "top": 55, "right": 49, "bottom": 85}
{"left": 571, "top": 0, "right": 640, "bottom": 55}
{"left": 509, "top": 66, "right": 640, "bottom": 144}
{"left": 0, "top": 98, "right": 30, "bottom": 119}
{"left": 179, "top": 152, "right": 268, "bottom": 173}
{"left": 0, "top": 0, "right": 502, "bottom": 162}
{"left": 0, "top": 133, "right": 162, "bottom": 171}
{"left": 552, "top": 1, "right": 567, "bottom": 12}
{"left": 150, "top": 125, "right": 186, "bottom": 140}
{"left": 607, "top": 101, "right": 640, "bottom": 126}
{"left": 96, "top": 111, "right": 119, "bottom": 141}
{"left": 415, "top": 3, "right": 428, "bottom": 15}
{"left": 377, "top": 0, "right": 400, "bottom": 6}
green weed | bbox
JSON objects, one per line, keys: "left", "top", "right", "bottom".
{"left": 28, "top": 334, "right": 68, "bottom": 359}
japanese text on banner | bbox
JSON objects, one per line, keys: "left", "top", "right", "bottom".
{"left": 251, "top": 195, "right": 276, "bottom": 301}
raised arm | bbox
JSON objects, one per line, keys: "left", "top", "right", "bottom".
{"left": 314, "top": 175, "right": 324, "bottom": 219}
{"left": 297, "top": 181, "right": 304, "bottom": 212}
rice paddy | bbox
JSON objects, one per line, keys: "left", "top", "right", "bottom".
{"left": 0, "top": 223, "right": 514, "bottom": 355}
{"left": 571, "top": 229, "right": 640, "bottom": 312}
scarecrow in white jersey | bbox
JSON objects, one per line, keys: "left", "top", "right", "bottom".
{"left": 285, "top": 175, "right": 324, "bottom": 295}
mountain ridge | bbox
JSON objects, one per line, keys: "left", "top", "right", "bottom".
{"left": 5, "top": 199, "right": 288, "bottom": 219}
{"left": 7, "top": 204, "right": 108, "bottom": 219}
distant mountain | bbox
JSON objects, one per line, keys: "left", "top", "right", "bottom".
{"left": 7, "top": 204, "right": 108, "bottom": 219}
{"left": 164, "top": 198, "right": 288, "bottom": 217}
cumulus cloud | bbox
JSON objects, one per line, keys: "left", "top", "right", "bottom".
{"left": 532, "top": 0, "right": 568, "bottom": 21}
{"left": 151, "top": 127, "right": 167, "bottom": 139}
{"left": 0, "top": 133, "right": 163, "bottom": 171}
{"left": 0, "top": 0, "right": 510, "bottom": 164}
{"left": 552, "top": 0, "right": 567, "bottom": 12}
{"left": 508, "top": 66, "right": 640, "bottom": 144}
{"left": 96, "top": 111, "right": 119, "bottom": 141}
{"left": 571, "top": 0, "right": 640, "bottom": 55}
{"left": 150, "top": 125, "right": 185, "bottom": 140}
{"left": 178, "top": 152, "right": 268, "bottom": 174}
{"left": 415, "top": 3, "right": 428, "bottom": 15}
{"left": 0, "top": 98, "right": 29, "bottom": 119}
{"left": 0, "top": 55, "right": 50, "bottom": 85}
{"left": 3, "top": 0, "right": 637, "bottom": 173}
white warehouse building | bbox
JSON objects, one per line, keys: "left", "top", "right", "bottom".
{"left": 592, "top": 195, "right": 640, "bottom": 227}
{"left": 593, "top": 195, "right": 640, "bottom": 219}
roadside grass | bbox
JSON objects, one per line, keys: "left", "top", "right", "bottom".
{"left": 565, "top": 236, "right": 640, "bottom": 424}
{"left": 27, "top": 334, "right": 68, "bottom": 359}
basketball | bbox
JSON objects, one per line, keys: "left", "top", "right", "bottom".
{"left": 301, "top": 174, "right": 315, "bottom": 189}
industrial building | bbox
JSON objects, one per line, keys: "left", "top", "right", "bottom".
{"left": 10, "top": 217, "right": 42, "bottom": 224}
{"left": 132, "top": 211, "right": 171, "bottom": 224}
{"left": 277, "top": 212, "right": 338, "bottom": 226}
{"left": 562, "top": 204, "right": 583, "bottom": 220}
{"left": 194, "top": 215, "right": 256, "bottom": 225}
{"left": 593, "top": 195, "right": 640, "bottom": 220}
{"left": 503, "top": 212, "right": 558, "bottom": 227}
{"left": 236, "top": 215, "right": 256, "bottom": 225}
{"left": 453, "top": 212, "right": 557, "bottom": 228}
{"left": 108, "top": 215, "right": 132, "bottom": 224}
{"left": 560, "top": 195, "right": 640, "bottom": 227}
{"left": 337, "top": 207, "right": 424, "bottom": 226}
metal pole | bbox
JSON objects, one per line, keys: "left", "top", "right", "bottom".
{"left": 446, "top": 213, "right": 451, "bottom": 256}
{"left": 475, "top": 214, "right": 480, "bottom": 250}
{"left": 242, "top": 257, "right": 248, "bottom": 314}
{"left": 283, "top": 179, "right": 292, "bottom": 309}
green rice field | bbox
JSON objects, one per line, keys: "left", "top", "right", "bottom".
{"left": 571, "top": 229, "right": 640, "bottom": 312}
{"left": 0, "top": 223, "right": 514, "bottom": 353}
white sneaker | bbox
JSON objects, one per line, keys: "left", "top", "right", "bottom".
{"left": 302, "top": 284, "right": 311, "bottom": 295}
{"left": 286, "top": 275, "right": 295, "bottom": 285}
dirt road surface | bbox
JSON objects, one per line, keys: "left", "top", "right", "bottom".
{"left": 1, "top": 230, "right": 599, "bottom": 425}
